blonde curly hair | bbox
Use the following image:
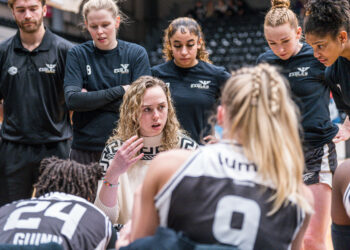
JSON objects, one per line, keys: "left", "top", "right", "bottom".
{"left": 107, "top": 76, "right": 184, "bottom": 151}
{"left": 162, "top": 17, "right": 211, "bottom": 63}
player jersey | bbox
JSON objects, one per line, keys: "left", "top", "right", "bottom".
{"left": 257, "top": 43, "right": 338, "bottom": 148}
{"left": 152, "top": 60, "right": 230, "bottom": 144}
{"left": 344, "top": 183, "right": 350, "bottom": 218}
{"left": 325, "top": 57, "right": 350, "bottom": 116}
{"left": 0, "top": 29, "right": 72, "bottom": 143}
{"left": 0, "top": 192, "right": 114, "bottom": 250}
{"left": 64, "top": 40, "right": 151, "bottom": 151}
{"left": 155, "top": 141, "right": 305, "bottom": 250}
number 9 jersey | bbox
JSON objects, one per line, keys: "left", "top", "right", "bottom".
{"left": 0, "top": 192, "right": 115, "bottom": 250}
{"left": 155, "top": 141, "right": 306, "bottom": 250}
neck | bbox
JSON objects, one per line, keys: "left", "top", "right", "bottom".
{"left": 19, "top": 25, "right": 46, "bottom": 51}
{"left": 341, "top": 41, "right": 350, "bottom": 60}
{"left": 292, "top": 42, "right": 303, "bottom": 57}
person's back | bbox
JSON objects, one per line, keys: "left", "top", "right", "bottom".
{"left": 0, "top": 192, "right": 113, "bottom": 250}
{"left": 155, "top": 142, "right": 304, "bottom": 249}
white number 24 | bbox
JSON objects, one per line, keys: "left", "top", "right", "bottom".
{"left": 3, "top": 200, "right": 86, "bottom": 240}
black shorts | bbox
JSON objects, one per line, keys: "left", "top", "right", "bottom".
{"left": 303, "top": 142, "right": 337, "bottom": 186}
{"left": 0, "top": 139, "right": 70, "bottom": 207}
{"left": 69, "top": 148, "right": 102, "bottom": 165}
{"left": 331, "top": 223, "right": 350, "bottom": 250}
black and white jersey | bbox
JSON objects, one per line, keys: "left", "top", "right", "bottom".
{"left": 155, "top": 141, "right": 305, "bottom": 250}
{"left": 0, "top": 192, "right": 114, "bottom": 250}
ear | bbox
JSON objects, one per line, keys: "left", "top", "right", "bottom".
{"left": 42, "top": 5, "right": 47, "bottom": 17}
{"left": 217, "top": 105, "right": 225, "bottom": 126}
{"left": 115, "top": 16, "right": 121, "bottom": 29}
{"left": 339, "top": 30, "right": 348, "bottom": 44}
{"left": 198, "top": 37, "right": 203, "bottom": 47}
{"left": 296, "top": 26, "right": 302, "bottom": 40}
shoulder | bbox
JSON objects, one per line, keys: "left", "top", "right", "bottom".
{"left": 118, "top": 40, "right": 147, "bottom": 54}
{"left": 103, "top": 140, "right": 123, "bottom": 154}
{"left": 257, "top": 49, "right": 277, "bottom": 63}
{"left": 177, "top": 134, "right": 198, "bottom": 150}
{"left": 68, "top": 41, "right": 93, "bottom": 55}
{"left": 151, "top": 61, "right": 172, "bottom": 76}
{"left": 48, "top": 31, "right": 74, "bottom": 52}
{"left": 199, "top": 60, "right": 228, "bottom": 73}
{"left": 0, "top": 35, "right": 15, "bottom": 51}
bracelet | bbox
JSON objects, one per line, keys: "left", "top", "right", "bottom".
{"left": 102, "top": 177, "right": 119, "bottom": 188}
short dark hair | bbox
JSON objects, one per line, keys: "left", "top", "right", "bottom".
{"left": 33, "top": 157, "right": 103, "bottom": 202}
{"left": 8, "top": 0, "right": 46, "bottom": 9}
{"left": 304, "top": 0, "right": 350, "bottom": 39}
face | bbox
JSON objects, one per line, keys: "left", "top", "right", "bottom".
{"left": 86, "top": 9, "right": 120, "bottom": 50}
{"left": 139, "top": 86, "right": 168, "bottom": 137}
{"left": 264, "top": 23, "right": 302, "bottom": 60}
{"left": 12, "top": 0, "right": 46, "bottom": 34}
{"left": 170, "top": 27, "right": 201, "bottom": 68}
{"left": 306, "top": 32, "right": 345, "bottom": 67}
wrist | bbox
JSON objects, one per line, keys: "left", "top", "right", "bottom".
{"left": 102, "top": 177, "right": 119, "bottom": 188}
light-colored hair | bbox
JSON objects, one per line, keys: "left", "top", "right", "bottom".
{"left": 107, "top": 76, "right": 183, "bottom": 151}
{"left": 222, "top": 64, "right": 312, "bottom": 215}
{"left": 8, "top": 0, "right": 46, "bottom": 9}
{"left": 82, "top": 0, "right": 124, "bottom": 23}
{"left": 162, "top": 17, "right": 211, "bottom": 63}
{"left": 264, "top": 0, "right": 298, "bottom": 29}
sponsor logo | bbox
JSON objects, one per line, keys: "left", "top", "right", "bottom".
{"left": 289, "top": 67, "right": 310, "bottom": 77}
{"left": 165, "top": 82, "right": 170, "bottom": 88}
{"left": 190, "top": 80, "right": 211, "bottom": 89}
{"left": 303, "top": 172, "right": 315, "bottom": 182}
{"left": 8, "top": 66, "right": 18, "bottom": 75}
{"left": 114, "top": 64, "right": 129, "bottom": 74}
{"left": 39, "top": 64, "right": 56, "bottom": 73}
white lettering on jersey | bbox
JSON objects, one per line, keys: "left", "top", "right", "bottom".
{"left": 289, "top": 67, "right": 310, "bottom": 77}
{"left": 191, "top": 80, "right": 211, "bottom": 89}
{"left": 114, "top": 64, "right": 129, "bottom": 74}
{"left": 38, "top": 64, "right": 56, "bottom": 73}
{"left": 86, "top": 65, "right": 92, "bottom": 75}
{"left": 13, "top": 232, "right": 63, "bottom": 246}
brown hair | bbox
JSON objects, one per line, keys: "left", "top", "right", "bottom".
{"left": 162, "top": 17, "right": 211, "bottom": 63}
{"left": 8, "top": 0, "right": 46, "bottom": 9}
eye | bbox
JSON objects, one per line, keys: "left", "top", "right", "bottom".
{"left": 268, "top": 42, "right": 276, "bottom": 46}
{"left": 102, "top": 23, "right": 110, "bottom": 28}
{"left": 187, "top": 43, "right": 195, "bottom": 47}
{"left": 317, "top": 45, "right": 324, "bottom": 49}
{"left": 158, "top": 105, "right": 166, "bottom": 110}
{"left": 173, "top": 44, "right": 182, "bottom": 48}
{"left": 143, "top": 107, "right": 151, "bottom": 112}
{"left": 90, "top": 25, "right": 98, "bottom": 29}
{"left": 282, "top": 40, "right": 290, "bottom": 44}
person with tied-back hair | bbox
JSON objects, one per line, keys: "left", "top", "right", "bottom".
{"left": 304, "top": 0, "right": 350, "bottom": 143}
{"left": 0, "top": 157, "right": 117, "bottom": 250}
{"left": 64, "top": 0, "right": 151, "bottom": 165}
{"left": 151, "top": 17, "right": 231, "bottom": 144}
{"left": 118, "top": 64, "right": 313, "bottom": 250}
{"left": 257, "top": 1, "right": 338, "bottom": 250}
{"left": 94, "top": 76, "right": 197, "bottom": 226}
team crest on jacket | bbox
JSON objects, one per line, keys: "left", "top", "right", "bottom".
{"left": 114, "top": 64, "right": 129, "bottom": 74}
{"left": 8, "top": 66, "right": 18, "bottom": 75}
{"left": 39, "top": 64, "right": 57, "bottom": 73}
{"left": 191, "top": 80, "right": 211, "bottom": 89}
{"left": 289, "top": 67, "right": 309, "bottom": 77}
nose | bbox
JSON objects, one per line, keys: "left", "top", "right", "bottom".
{"left": 314, "top": 49, "right": 320, "bottom": 59}
{"left": 24, "top": 9, "right": 32, "bottom": 19}
{"left": 153, "top": 110, "right": 160, "bottom": 120}
{"left": 278, "top": 45, "right": 285, "bottom": 53}
{"left": 97, "top": 26, "right": 103, "bottom": 34}
{"left": 180, "top": 46, "right": 188, "bottom": 55}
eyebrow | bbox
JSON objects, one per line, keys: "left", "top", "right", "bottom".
{"left": 173, "top": 39, "right": 195, "bottom": 43}
{"left": 309, "top": 41, "right": 325, "bottom": 45}
{"left": 267, "top": 37, "right": 290, "bottom": 42}
{"left": 15, "top": 5, "right": 39, "bottom": 9}
{"left": 142, "top": 102, "right": 167, "bottom": 107}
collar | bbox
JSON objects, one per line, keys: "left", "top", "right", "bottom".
{"left": 14, "top": 28, "right": 53, "bottom": 53}
{"left": 142, "top": 132, "right": 163, "bottom": 148}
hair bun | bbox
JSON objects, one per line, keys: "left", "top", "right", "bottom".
{"left": 271, "top": 0, "right": 290, "bottom": 9}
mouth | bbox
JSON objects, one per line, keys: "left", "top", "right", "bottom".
{"left": 97, "top": 38, "right": 106, "bottom": 42}
{"left": 151, "top": 123, "right": 161, "bottom": 129}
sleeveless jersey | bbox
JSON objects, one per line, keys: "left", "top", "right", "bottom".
{"left": 155, "top": 142, "right": 305, "bottom": 250}
{"left": 0, "top": 192, "right": 113, "bottom": 250}
{"left": 344, "top": 183, "right": 350, "bottom": 218}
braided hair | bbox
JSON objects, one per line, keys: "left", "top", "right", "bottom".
{"left": 34, "top": 157, "right": 103, "bottom": 202}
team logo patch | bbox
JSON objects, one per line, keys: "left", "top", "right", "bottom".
{"left": 114, "top": 64, "right": 129, "bottom": 74}
{"left": 190, "top": 80, "right": 211, "bottom": 89}
{"left": 8, "top": 66, "right": 18, "bottom": 75}
{"left": 289, "top": 67, "right": 310, "bottom": 77}
{"left": 39, "top": 64, "right": 56, "bottom": 73}
{"left": 86, "top": 65, "right": 92, "bottom": 75}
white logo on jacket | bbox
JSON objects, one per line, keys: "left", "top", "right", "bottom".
{"left": 114, "top": 64, "right": 129, "bottom": 74}
{"left": 289, "top": 67, "right": 310, "bottom": 77}
{"left": 191, "top": 80, "right": 211, "bottom": 89}
{"left": 8, "top": 66, "right": 18, "bottom": 75}
{"left": 39, "top": 64, "right": 56, "bottom": 73}
{"left": 86, "top": 65, "right": 91, "bottom": 75}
